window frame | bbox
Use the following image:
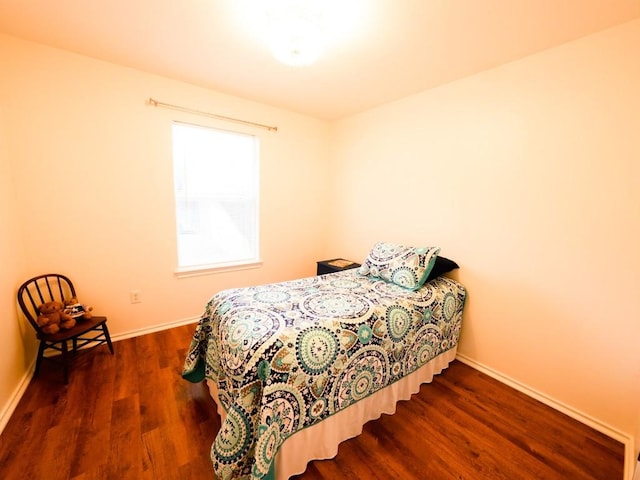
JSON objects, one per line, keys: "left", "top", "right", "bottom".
{"left": 171, "top": 121, "right": 262, "bottom": 277}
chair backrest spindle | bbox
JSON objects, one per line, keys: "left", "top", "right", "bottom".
{"left": 18, "top": 274, "right": 77, "bottom": 334}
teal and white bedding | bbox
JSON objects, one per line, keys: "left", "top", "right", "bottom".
{"left": 182, "top": 269, "right": 466, "bottom": 480}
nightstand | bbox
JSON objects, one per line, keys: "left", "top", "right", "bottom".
{"left": 317, "top": 258, "right": 361, "bottom": 276}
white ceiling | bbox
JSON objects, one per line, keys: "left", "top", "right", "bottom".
{"left": 1, "top": 0, "right": 638, "bottom": 120}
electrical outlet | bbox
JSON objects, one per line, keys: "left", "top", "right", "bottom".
{"left": 130, "top": 290, "right": 142, "bottom": 304}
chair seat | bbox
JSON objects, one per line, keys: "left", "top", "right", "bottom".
{"left": 38, "top": 315, "right": 108, "bottom": 342}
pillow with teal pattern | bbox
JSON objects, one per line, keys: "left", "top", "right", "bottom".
{"left": 358, "top": 241, "right": 440, "bottom": 290}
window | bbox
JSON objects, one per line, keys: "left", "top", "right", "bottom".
{"left": 172, "top": 122, "right": 260, "bottom": 272}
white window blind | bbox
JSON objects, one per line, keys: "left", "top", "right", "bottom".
{"left": 172, "top": 122, "right": 259, "bottom": 271}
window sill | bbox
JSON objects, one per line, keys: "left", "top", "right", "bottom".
{"left": 174, "top": 260, "right": 262, "bottom": 278}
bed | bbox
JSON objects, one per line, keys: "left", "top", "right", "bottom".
{"left": 183, "top": 243, "right": 466, "bottom": 480}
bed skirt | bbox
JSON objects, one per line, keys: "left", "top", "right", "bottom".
{"left": 207, "top": 347, "right": 457, "bottom": 480}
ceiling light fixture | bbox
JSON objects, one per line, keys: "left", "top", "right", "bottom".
{"left": 266, "top": 1, "right": 325, "bottom": 67}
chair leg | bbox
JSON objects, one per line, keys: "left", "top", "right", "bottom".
{"left": 61, "top": 341, "right": 69, "bottom": 385}
{"left": 34, "top": 341, "right": 46, "bottom": 378}
{"left": 103, "top": 323, "right": 114, "bottom": 354}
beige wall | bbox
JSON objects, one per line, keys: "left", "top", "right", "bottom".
{"left": 330, "top": 18, "right": 640, "bottom": 466}
{"left": 0, "top": 34, "right": 331, "bottom": 424}
{"left": 2, "top": 18, "right": 639, "bottom": 475}
{"left": 0, "top": 99, "right": 29, "bottom": 429}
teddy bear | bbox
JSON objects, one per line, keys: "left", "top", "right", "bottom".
{"left": 63, "top": 297, "right": 93, "bottom": 320}
{"left": 37, "top": 301, "right": 76, "bottom": 334}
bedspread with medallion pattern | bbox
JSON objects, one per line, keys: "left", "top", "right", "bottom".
{"left": 182, "top": 270, "right": 466, "bottom": 480}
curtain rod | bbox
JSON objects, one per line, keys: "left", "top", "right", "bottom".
{"left": 148, "top": 97, "right": 278, "bottom": 132}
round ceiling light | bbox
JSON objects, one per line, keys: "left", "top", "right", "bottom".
{"left": 267, "top": 2, "right": 325, "bottom": 66}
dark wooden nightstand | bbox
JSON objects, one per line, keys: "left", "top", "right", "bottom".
{"left": 317, "top": 258, "right": 361, "bottom": 276}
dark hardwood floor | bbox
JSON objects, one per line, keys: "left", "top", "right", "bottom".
{"left": 0, "top": 324, "right": 624, "bottom": 479}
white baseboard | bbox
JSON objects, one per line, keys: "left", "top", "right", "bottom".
{"left": 109, "top": 315, "right": 200, "bottom": 342}
{"left": 456, "top": 353, "right": 635, "bottom": 480}
{"left": 0, "top": 360, "right": 34, "bottom": 435}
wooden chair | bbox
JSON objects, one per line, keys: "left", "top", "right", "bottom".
{"left": 17, "top": 273, "right": 114, "bottom": 384}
